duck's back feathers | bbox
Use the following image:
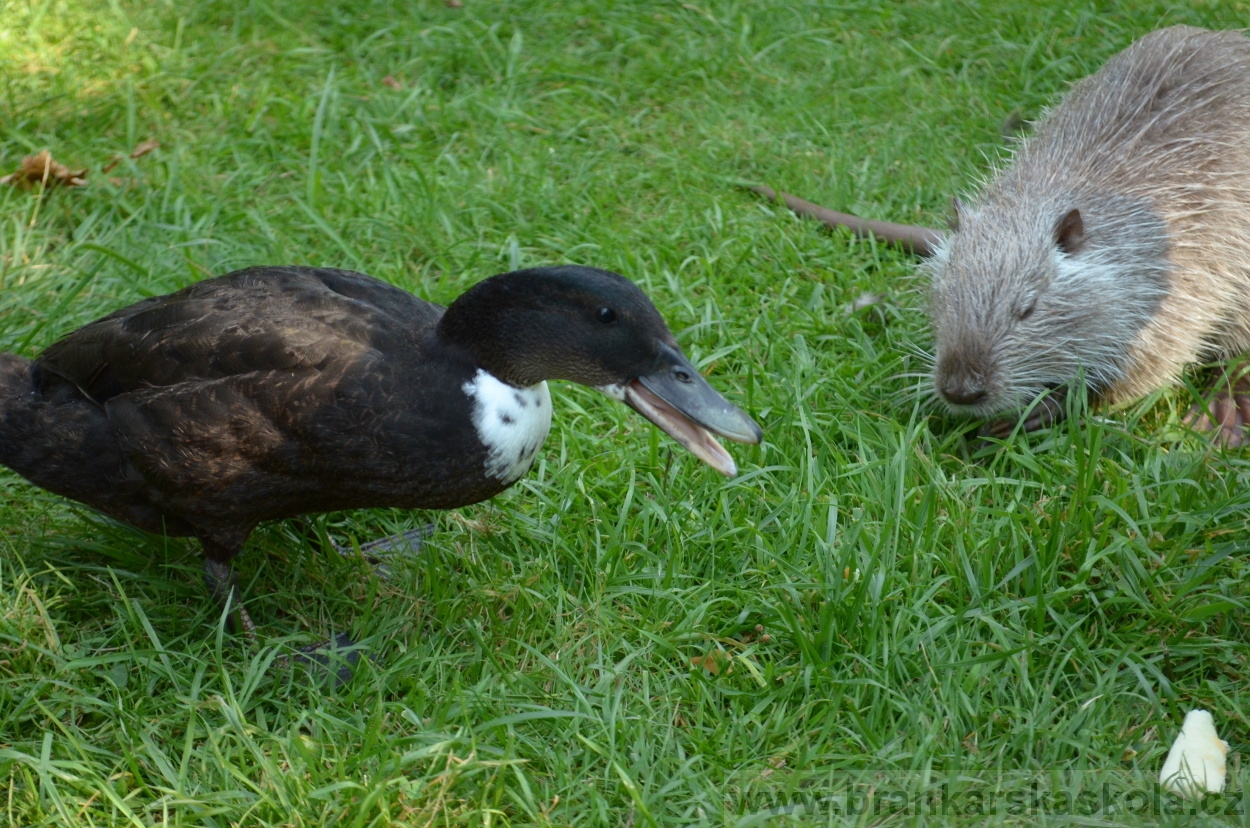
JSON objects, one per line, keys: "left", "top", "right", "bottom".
{"left": 0, "top": 354, "right": 192, "bottom": 535}
{"left": 39, "top": 267, "right": 441, "bottom": 403}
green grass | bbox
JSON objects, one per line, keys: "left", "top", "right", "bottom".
{"left": 2, "top": 0, "right": 1249, "bottom": 825}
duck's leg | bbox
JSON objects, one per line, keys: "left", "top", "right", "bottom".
{"left": 200, "top": 536, "right": 258, "bottom": 641}
{"left": 203, "top": 558, "right": 257, "bottom": 639}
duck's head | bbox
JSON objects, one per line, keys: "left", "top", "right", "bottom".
{"left": 439, "top": 265, "right": 762, "bottom": 476}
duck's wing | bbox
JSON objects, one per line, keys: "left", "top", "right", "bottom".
{"left": 99, "top": 352, "right": 403, "bottom": 524}
{"left": 37, "top": 266, "right": 443, "bottom": 403}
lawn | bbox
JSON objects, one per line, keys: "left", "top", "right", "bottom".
{"left": 2, "top": 0, "right": 1248, "bottom": 825}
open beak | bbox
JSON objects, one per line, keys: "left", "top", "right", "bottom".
{"left": 616, "top": 344, "right": 762, "bottom": 476}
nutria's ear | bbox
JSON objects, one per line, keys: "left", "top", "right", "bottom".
{"left": 1055, "top": 208, "right": 1085, "bottom": 254}
{"left": 949, "top": 197, "right": 966, "bottom": 231}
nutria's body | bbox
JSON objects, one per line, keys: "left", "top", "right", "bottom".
{"left": 928, "top": 26, "right": 1250, "bottom": 430}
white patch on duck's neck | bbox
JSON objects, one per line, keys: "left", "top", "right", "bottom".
{"left": 462, "top": 369, "right": 553, "bottom": 483}
{"left": 596, "top": 383, "right": 626, "bottom": 401}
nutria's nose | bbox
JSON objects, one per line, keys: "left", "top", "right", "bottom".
{"left": 935, "top": 347, "right": 992, "bottom": 408}
{"left": 938, "top": 376, "right": 988, "bottom": 407}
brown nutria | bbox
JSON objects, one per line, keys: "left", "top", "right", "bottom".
{"left": 927, "top": 26, "right": 1250, "bottom": 442}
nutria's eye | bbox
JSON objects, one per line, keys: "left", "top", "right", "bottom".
{"left": 597, "top": 307, "right": 616, "bottom": 324}
{"left": 1016, "top": 293, "right": 1038, "bottom": 321}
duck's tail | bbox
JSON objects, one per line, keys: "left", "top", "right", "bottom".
{"left": 0, "top": 354, "right": 181, "bottom": 533}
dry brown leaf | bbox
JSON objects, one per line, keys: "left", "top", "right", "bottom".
{"left": 690, "top": 648, "right": 730, "bottom": 676}
{"left": 102, "top": 139, "right": 161, "bottom": 173}
{"left": 1, "top": 151, "right": 87, "bottom": 188}
{"left": 129, "top": 139, "right": 160, "bottom": 160}
{"left": 382, "top": 75, "right": 403, "bottom": 91}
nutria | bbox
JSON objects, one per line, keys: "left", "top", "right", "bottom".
{"left": 927, "top": 26, "right": 1250, "bottom": 442}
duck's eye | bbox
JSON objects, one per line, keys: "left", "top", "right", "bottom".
{"left": 597, "top": 307, "right": 616, "bottom": 324}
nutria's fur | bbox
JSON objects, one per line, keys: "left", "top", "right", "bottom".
{"left": 928, "top": 26, "right": 1250, "bottom": 430}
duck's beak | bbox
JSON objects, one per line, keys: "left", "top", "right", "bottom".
{"left": 615, "top": 344, "right": 762, "bottom": 477}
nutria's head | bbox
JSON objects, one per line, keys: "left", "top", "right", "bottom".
{"left": 927, "top": 192, "right": 1172, "bottom": 418}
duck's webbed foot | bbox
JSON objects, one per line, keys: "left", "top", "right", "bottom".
{"left": 332, "top": 523, "right": 435, "bottom": 580}
{"left": 288, "top": 633, "right": 363, "bottom": 686}
{"left": 1184, "top": 366, "right": 1250, "bottom": 447}
{"left": 980, "top": 388, "right": 1068, "bottom": 440}
{"left": 270, "top": 524, "right": 433, "bottom": 684}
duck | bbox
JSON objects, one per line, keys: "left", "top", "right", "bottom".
{"left": 0, "top": 264, "right": 762, "bottom": 656}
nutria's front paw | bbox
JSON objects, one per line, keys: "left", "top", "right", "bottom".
{"left": 979, "top": 390, "right": 1067, "bottom": 440}
{"left": 980, "top": 418, "right": 1018, "bottom": 440}
{"left": 1184, "top": 386, "right": 1250, "bottom": 448}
